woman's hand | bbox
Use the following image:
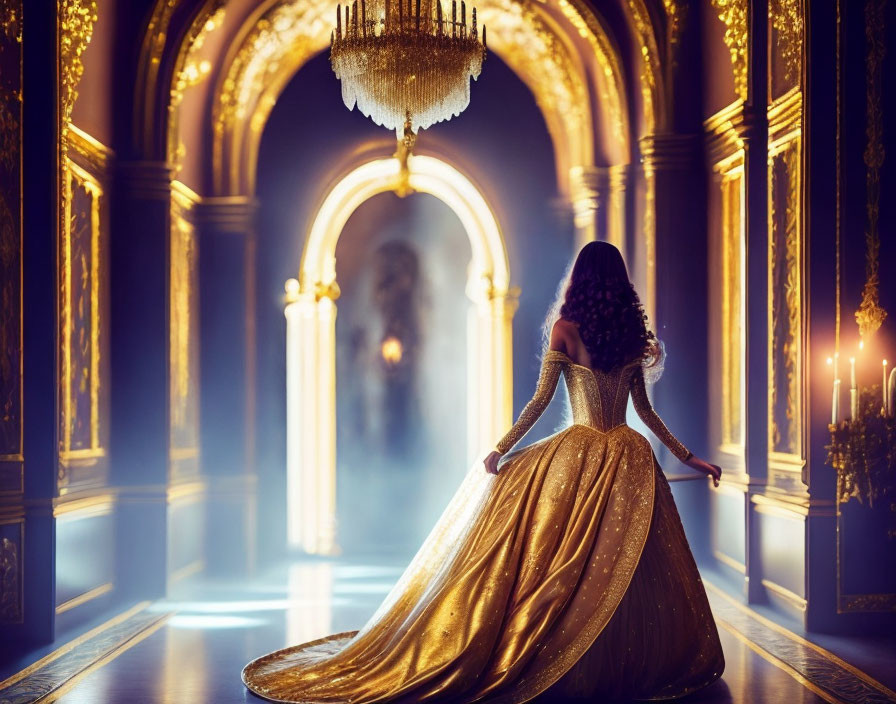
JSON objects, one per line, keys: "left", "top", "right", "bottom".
{"left": 484, "top": 450, "right": 503, "bottom": 475}
{"left": 684, "top": 455, "right": 722, "bottom": 487}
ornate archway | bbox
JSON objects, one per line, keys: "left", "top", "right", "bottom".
{"left": 285, "top": 154, "right": 515, "bottom": 553}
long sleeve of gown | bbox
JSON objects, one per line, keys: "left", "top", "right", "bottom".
{"left": 495, "top": 351, "right": 565, "bottom": 454}
{"left": 630, "top": 367, "right": 692, "bottom": 462}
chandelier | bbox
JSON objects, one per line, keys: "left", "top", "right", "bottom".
{"left": 330, "top": 0, "right": 487, "bottom": 139}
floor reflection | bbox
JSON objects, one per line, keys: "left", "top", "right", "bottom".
{"left": 0, "top": 555, "right": 882, "bottom": 704}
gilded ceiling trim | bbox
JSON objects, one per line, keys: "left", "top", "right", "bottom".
{"left": 710, "top": 0, "right": 749, "bottom": 102}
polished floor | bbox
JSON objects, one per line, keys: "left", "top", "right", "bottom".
{"left": 2, "top": 556, "right": 895, "bottom": 704}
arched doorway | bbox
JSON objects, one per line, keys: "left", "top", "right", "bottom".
{"left": 285, "top": 155, "right": 515, "bottom": 553}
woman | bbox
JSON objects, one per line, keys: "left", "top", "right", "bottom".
{"left": 243, "top": 242, "right": 725, "bottom": 702}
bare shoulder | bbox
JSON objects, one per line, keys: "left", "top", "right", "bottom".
{"left": 549, "top": 317, "right": 576, "bottom": 353}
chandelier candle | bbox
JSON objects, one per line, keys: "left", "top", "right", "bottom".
{"left": 849, "top": 356, "right": 857, "bottom": 419}
{"left": 331, "top": 0, "right": 487, "bottom": 137}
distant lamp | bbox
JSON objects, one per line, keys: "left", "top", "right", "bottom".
{"left": 284, "top": 277, "right": 300, "bottom": 303}
{"left": 330, "top": 0, "right": 487, "bottom": 141}
{"left": 381, "top": 336, "right": 403, "bottom": 364}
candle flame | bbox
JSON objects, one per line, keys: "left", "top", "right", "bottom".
{"left": 827, "top": 357, "right": 833, "bottom": 365}
{"left": 859, "top": 339, "right": 865, "bottom": 350}
{"left": 381, "top": 336, "right": 403, "bottom": 364}
{"left": 850, "top": 356, "right": 855, "bottom": 363}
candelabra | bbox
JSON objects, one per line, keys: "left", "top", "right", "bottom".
{"left": 827, "top": 363, "right": 896, "bottom": 539}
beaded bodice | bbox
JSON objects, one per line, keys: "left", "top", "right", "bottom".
{"left": 562, "top": 355, "right": 634, "bottom": 432}
{"left": 495, "top": 350, "right": 691, "bottom": 462}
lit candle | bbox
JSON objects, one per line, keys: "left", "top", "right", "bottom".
{"left": 827, "top": 357, "right": 839, "bottom": 425}
{"left": 884, "top": 359, "right": 890, "bottom": 414}
{"left": 889, "top": 367, "right": 896, "bottom": 417}
{"left": 849, "top": 356, "right": 857, "bottom": 419}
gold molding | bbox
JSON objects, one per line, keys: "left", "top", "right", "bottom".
{"left": 168, "top": 559, "right": 205, "bottom": 585}
{"left": 706, "top": 580, "right": 896, "bottom": 697}
{"left": 704, "top": 99, "right": 752, "bottom": 164}
{"left": 839, "top": 593, "right": 896, "bottom": 614}
{"left": 716, "top": 470, "right": 752, "bottom": 489}
{"left": 767, "top": 126, "right": 803, "bottom": 464}
{"left": 713, "top": 619, "right": 835, "bottom": 700}
{"left": 714, "top": 549, "right": 746, "bottom": 574}
{"left": 171, "top": 178, "right": 202, "bottom": 208}
{"left": 712, "top": 141, "right": 746, "bottom": 456}
{"left": 55, "top": 582, "right": 113, "bottom": 614}
{"left": 67, "top": 124, "right": 113, "bottom": 174}
{"left": 167, "top": 479, "right": 206, "bottom": 503}
{"left": 52, "top": 492, "right": 115, "bottom": 518}
{"left": 0, "top": 601, "right": 152, "bottom": 689}
{"left": 768, "top": 86, "right": 802, "bottom": 132}
{"left": 751, "top": 491, "right": 811, "bottom": 518}
{"left": 59, "top": 159, "right": 107, "bottom": 489}
{"left": 761, "top": 577, "right": 807, "bottom": 611}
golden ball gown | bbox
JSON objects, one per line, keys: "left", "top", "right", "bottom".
{"left": 243, "top": 350, "right": 725, "bottom": 702}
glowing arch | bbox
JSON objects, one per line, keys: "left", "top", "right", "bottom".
{"left": 285, "top": 155, "right": 516, "bottom": 553}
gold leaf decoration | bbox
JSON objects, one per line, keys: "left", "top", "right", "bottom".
{"left": 769, "top": 0, "right": 803, "bottom": 91}
{"left": 855, "top": 0, "right": 887, "bottom": 341}
{"left": 59, "top": 0, "right": 98, "bottom": 134}
{"left": 710, "top": 0, "right": 749, "bottom": 101}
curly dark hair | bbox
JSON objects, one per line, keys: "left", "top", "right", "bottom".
{"left": 555, "top": 241, "right": 659, "bottom": 373}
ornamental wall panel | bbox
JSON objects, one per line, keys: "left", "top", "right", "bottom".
{"left": 705, "top": 102, "right": 749, "bottom": 471}
{"left": 58, "top": 145, "right": 110, "bottom": 492}
{"left": 767, "top": 0, "right": 806, "bottom": 482}
{"left": 0, "top": 2, "right": 23, "bottom": 508}
{"left": 767, "top": 38, "right": 805, "bottom": 482}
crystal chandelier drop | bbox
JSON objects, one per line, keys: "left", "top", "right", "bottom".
{"left": 330, "top": 0, "right": 487, "bottom": 139}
